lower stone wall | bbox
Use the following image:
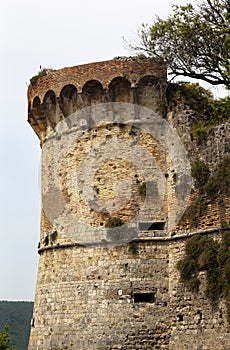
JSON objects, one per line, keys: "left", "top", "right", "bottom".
{"left": 29, "top": 232, "right": 230, "bottom": 349}
{"left": 29, "top": 241, "right": 170, "bottom": 349}
{"left": 169, "top": 236, "right": 230, "bottom": 350}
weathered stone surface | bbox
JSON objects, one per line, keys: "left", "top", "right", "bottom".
{"left": 28, "top": 59, "right": 230, "bottom": 349}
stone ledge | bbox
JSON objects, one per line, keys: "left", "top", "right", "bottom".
{"left": 38, "top": 226, "right": 229, "bottom": 254}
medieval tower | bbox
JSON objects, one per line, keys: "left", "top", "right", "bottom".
{"left": 27, "top": 58, "right": 230, "bottom": 349}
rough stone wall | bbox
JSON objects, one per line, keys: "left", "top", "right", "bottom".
{"left": 29, "top": 233, "right": 230, "bottom": 350}
{"left": 28, "top": 59, "right": 230, "bottom": 349}
{"left": 29, "top": 242, "right": 170, "bottom": 350}
{"left": 167, "top": 107, "right": 230, "bottom": 172}
{"left": 168, "top": 233, "right": 230, "bottom": 350}
{"left": 167, "top": 102, "right": 230, "bottom": 233}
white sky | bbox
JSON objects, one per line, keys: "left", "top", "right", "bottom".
{"left": 0, "top": 0, "right": 227, "bottom": 301}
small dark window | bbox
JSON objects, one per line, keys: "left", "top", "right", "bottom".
{"left": 139, "top": 222, "right": 165, "bottom": 231}
{"left": 134, "top": 292, "right": 155, "bottom": 303}
{"left": 177, "top": 314, "right": 183, "bottom": 321}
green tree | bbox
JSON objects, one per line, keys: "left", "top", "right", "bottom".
{"left": 0, "top": 325, "right": 15, "bottom": 350}
{"left": 128, "top": 0, "right": 230, "bottom": 87}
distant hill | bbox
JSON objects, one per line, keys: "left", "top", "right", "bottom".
{"left": 0, "top": 301, "right": 33, "bottom": 350}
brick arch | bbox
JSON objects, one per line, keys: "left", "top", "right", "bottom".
{"left": 82, "top": 80, "right": 103, "bottom": 95}
{"left": 32, "top": 96, "right": 41, "bottom": 108}
{"left": 43, "top": 90, "right": 56, "bottom": 104}
{"left": 27, "top": 59, "right": 167, "bottom": 139}
{"left": 82, "top": 80, "right": 104, "bottom": 105}
{"left": 59, "top": 84, "right": 78, "bottom": 118}
{"left": 108, "top": 76, "right": 131, "bottom": 89}
{"left": 109, "top": 76, "right": 132, "bottom": 103}
{"left": 138, "top": 75, "right": 162, "bottom": 87}
{"left": 60, "top": 84, "right": 78, "bottom": 99}
{"left": 137, "top": 75, "right": 163, "bottom": 112}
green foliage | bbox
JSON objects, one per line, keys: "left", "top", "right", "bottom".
{"left": 128, "top": 240, "right": 139, "bottom": 255}
{"left": 131, "top": 0, "right": 230, "bottom": 87}
{"left": 0, "top": 324, "right": 15, "bottom": 350}
{"left": 177, "top": 257, "right": 196, "bottom": 280}
{"left": 188, "top": 276, "right": 200, "bottom": 292}
{"left": 210, "top": 96, "right": 230, "bottom": 123}
{"left": 204, "top": 157, "right": 230, "bottom": 198}
{"left": 0, "top": 301, "right": 33, "bottom": 350}
{"left": 182, "top": 157, "right": 230, "bottom": 227}
{"left": 167, "top": 82, "right": 230, "bottom": 145}
{"left": 223, "top": 261, "right": 230, "bottom": 289}
{"left": 30, "top": 69, "right": 48, "bottom": 85}
{"left": 105, "top": 217, "right": 124, "bottom": 228}
{"left": 191, "top": 160, "right": 210, "bottom": 187}
{"left": 168, "top": 82, "right": 230, "bottom": 131}
{"left": 105, "top": 218, "right": 137, "bottom": 242}
{"left": 177, "top": 231, "right": 230, "bottom": 322}
{"left": 192, "top": 121, "right": 209, "bottom": 144}
{"left": 168, "top": 82, "right": 213, "bottom": 113}
{"left": 183, "top": 197, "right": 207, "bottom": 227}
{"left": 205, "top": 267, "right": 223, "bottom": 301}
{"left": 128, "top": 127, "right": 136, "bottom": 136}
{"left": 190, "top": 95, "right": 230, "bottom": 138}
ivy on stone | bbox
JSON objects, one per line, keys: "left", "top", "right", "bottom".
{"left": 177, "top": 231, "right": 230, "bottom": 323}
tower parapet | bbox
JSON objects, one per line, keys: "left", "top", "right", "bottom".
{"left": 28, "top": 58, "right": 167, "bottom": 140}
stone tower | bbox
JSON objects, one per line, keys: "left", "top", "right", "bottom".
{"left": 27, "top": 58, "right": 230, "bottom": 349}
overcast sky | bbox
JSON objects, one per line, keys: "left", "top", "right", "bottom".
{"left": 0, "top": 0, "right": 227, "bottom": 301}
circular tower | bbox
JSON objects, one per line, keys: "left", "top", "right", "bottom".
{"left": 27, "top": 58, "right": 191, "bottom": 349}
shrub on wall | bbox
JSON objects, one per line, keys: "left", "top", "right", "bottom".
{"left": 191, "top": 160, "right": 210, "bottom": 188}
{"left": 204, "top": 157, "right": 230, "bottom": 199}
{"left": 30, "top": 69, "right": 48, "bottom": 85}
{"left": 177, "top": 231, "right": 230, "bottom": 323}
{"left": 168, "top": 82, "right": 230, "bottom": 124}
{"left": 181, "top": 157, "right": 230, "bottom": 227}
{"left": 105, "top": 217, "right": 137, "bottom": 243}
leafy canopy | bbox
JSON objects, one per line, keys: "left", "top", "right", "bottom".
{"left": 0, "top": 325, "right": 15, "bottom": 350}
{"left": 127, "top": 0, "right": 230, "bottom": 87}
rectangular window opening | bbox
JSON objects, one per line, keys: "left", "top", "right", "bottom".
{"left": 139, "top": 222, "right": 165, "bottom": 231}
{"left": 134, "top": 292, "right": 155, "bottom": 303}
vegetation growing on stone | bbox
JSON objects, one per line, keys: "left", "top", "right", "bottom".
{"left": 128, "top": 240, "right": 139, "bottom": 255}
{"left": 30, "top": 69, "right": 48, "bottom": 85}
{"left": 168, "top": 82, "right": 230, "bottom": 137}
{"left": 191, "top": 160, "right": 210, "bottom": 188}
{"left": 106, "top": 217, "right": 124, "bottom": 228}
{"left": 204, "top": 157, "right": 230, "bottom": 199}
{"left": 192, "top": 121, "right": 209, "bottom": 144}
{"left": 182, "top": 157, "right": 230, "bottom": 227}
{"left": 177, "top": 231, "right": 230, "bottom": 323}
{"left": 105, "top": 217, "right": 137, "bottom": 243}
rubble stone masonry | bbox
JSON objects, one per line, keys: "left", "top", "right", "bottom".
{"left": 28, "top": 58, "right": 230, "bottom": 349}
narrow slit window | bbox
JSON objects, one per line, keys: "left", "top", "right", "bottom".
{"left": 134, "top": 292, "right": 155, "bottom": 303}
{"left": 139, "top": 222, "right": 165, "bottom": 231}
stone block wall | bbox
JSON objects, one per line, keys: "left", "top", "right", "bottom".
{"left": 29, "top": 242, "right": 171, "bottom": 349}
{"left": 168, "top": 234, "right": 230, "bottom": 350}
{"left": 28, "top": 58, "right": 230, "bottom": 349}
